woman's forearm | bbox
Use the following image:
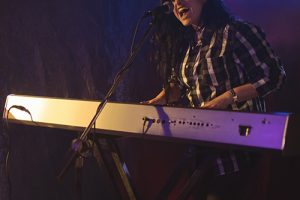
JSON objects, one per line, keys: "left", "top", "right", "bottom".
{"left": 231, "top": 83, "right": 259, "bottom": 103}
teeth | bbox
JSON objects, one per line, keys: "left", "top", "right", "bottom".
{"left": 178, "top": 7, "right": 189, "bottom": 16}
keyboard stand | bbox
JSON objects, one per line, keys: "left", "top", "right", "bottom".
{"left": 94, "top": 137, "right": 138, "bottom": 200}
{"left": 61, "top": 136, "right": 138, "bottom": 200}
{"left": 156, "top": 147, "right": 215, "bottom": 200}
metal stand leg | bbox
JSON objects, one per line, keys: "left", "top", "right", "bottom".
{"left": 93, "top": 138, "right": 138, "bottom": 200}
{"left": 156, "top": 148, "right": 195, "bottom": 200}
{"left": 156, "top": 146, "right": 214, "bottom": 200}
{"left": 176, "top": 155, "right": 214, "bottom": 200}
{"left": 75, "top": 156, "right": 84, "bottom": 200}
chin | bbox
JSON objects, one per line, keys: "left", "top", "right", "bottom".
{"left": 180, "top": 20, "right": 192, "bottom": 26}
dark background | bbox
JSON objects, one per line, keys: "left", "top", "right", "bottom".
{"left": 0, "top": 0, "right": 299, "bottom": 199}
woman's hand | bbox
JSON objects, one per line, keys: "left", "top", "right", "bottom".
{"left": 201, "top": 91, "right": 233, "bottom": 110}
{"left": 142, "top": 89, "right": 167, "bottom": 105}
{"left": 142, "top": 83, "right": 181, "bottom": 105}
{"left": 201, "top": 84, "right": 259, "bottom": 110}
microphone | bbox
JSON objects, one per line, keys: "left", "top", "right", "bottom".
{"left": 143, "top": 1, "right": 174, "bottom": 18}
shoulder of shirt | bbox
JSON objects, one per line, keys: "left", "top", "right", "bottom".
{"left": 220, "top": 18, "right": 267, "bottom": 40}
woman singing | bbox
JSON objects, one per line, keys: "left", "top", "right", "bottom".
{"left": 146, "top": 0, "right": 286, "bottom": 199}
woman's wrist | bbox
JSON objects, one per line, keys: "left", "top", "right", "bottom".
{"left": 229, "top": 88, "right": 238, "bottom": 103}
{"left": 224, "top": 91, "right": 232, "bottom": 105}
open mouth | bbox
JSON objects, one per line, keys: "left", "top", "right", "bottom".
{"left": 178, "top": 7, "right": 190, "bottom": 17}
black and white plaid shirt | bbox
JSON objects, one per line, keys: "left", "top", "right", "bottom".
{"left": 176, "top": 20, "right": 286, "bottom": 175}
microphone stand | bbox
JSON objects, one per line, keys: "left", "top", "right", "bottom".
{"left": 57, "top": 14, "right": 157, "bottom": 200}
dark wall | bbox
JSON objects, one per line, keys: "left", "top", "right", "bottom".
{"left": 0, "top": 0, "right": 160, "bottom": 101}
{"left": 226, "top": 0, "right": 300, "bottom": 112}
{"left": 0, "top": 0, "right": 160, "bottom": 199}
{"left": 0, "top": 0, "right": 299, "bottom": 200}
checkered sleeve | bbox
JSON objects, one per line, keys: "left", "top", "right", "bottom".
{"left": 231, "top": 21, "right": 286, "bottom": 97}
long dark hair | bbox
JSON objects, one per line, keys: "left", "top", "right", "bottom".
{"left": 153, "top": 0, "right": 232, "bottom": 83}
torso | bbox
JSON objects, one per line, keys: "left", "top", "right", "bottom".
{"left": 178, "top": 22, "right": 266, "bottom": 112}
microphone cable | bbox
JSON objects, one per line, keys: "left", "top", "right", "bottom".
{"left": 4, "top": 104, "right": 36, "bottom": 200}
